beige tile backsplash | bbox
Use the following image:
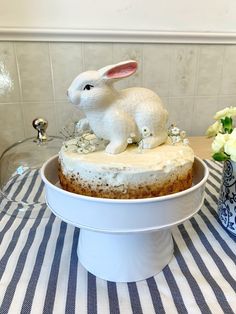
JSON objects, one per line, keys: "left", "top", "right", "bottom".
{"left": 196, "top": 46, "right": 224, "bottom": 96}
{"left": 142, "top": 44, "right": 171, "bottom": 97}
{"left": 170, "top": 45, "right": 198, "bottom": 97}
{"left": 0, "top": 43, "right": 20, "bottom": 103}
{"left": 0, "top": 41, "right": 235, "bottom": 154}
{"left": 15, "top": 42, "right": 54, "bottom": 102}
{"left": 50, "top": 43, "right": 83, "bottom": 101}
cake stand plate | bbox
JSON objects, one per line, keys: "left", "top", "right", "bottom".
{"left": 41, "top": 155, "right": 208, "bottom": 282}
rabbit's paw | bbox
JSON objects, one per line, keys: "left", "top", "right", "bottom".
{"left": 142, "top": 136, "right": 164, "bottom": 149}
{"left": 105, "top": 141, "right": 128, "bottom": 154}
{"left": 76, "top": 118, "right": 91, "bottom": 132}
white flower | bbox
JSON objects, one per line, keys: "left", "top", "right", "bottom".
{"left": 127, "top": 132, "right": 136, "bottom": 144}
{"left": 80, "top": 142, "right": 87, "bottom": 148}
{"left": 225, "top": 106, "right": 236, "bottom": 118}
{"left": 77, "top": 147, "right": 83, "bottom": 153}
{"left": 141, "top": 126, "right": 151, "bottom": 137}
{"left": 171, "top": 127, "right": 180, "bottom": 135}
{"left": 207, "top": 106, "right": 236, "bottom": 161}
{"left": 224, "top": 138, "right": 236, "bottom": 161}
{"left": 206, "top": 121, "right": 223, "bottom": 138}
{"left": 172, "top": 135, "right": 181, "bottom": 144}
{"left": 183, "top": 138, "right": 189, "bottom": 145}
{"left": 228, "top": 128, "right": 236, "bottom": 140}
{"left": 212, "top": 133, "right": 229, "bottom": 153}
{"left": 65, "top": 138, "right": 78, "bottom": 146}
{"left": 87, "top": 145, "right": 96, "bottom": 152}
{"left": 214, "top": 106, "right": 236, "bottom": 120}
{"left": 83, "top": 133, "right": 96, "bottom": 141}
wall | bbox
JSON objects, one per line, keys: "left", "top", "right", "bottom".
{"left": 1, "top": 41, "right": 236, "bottom": 154}
{"left": 1, "top": 0, "right": 236, "bottom": 42}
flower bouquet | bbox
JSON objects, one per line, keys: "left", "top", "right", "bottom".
{"left": 206, "top": 107, "right": 236, "bottom": 161}
{"left": 206, "top": 106, "right": 236, "bottom": 235}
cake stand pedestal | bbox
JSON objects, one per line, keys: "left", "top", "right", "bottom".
{"left": 41, "top": 155, "right": 208, "bottom": 282}
{"left": 78, "top": 228, "right": 173, "bottom": 282}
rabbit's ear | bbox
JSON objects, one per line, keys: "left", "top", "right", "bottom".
{"left": 99, "top": 60, "right": 137, "bottom": 80}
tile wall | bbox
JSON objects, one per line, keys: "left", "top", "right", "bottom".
{"left": 0, "top": 41, "right": 236, "bottom": 154}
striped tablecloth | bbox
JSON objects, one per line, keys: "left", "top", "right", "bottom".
{"left": 0, "top": 160, "right": 235, "bottom": 314}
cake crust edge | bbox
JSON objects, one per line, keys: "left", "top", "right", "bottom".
{"left": 58, "top": 161, "right": 193, "bottom": 199}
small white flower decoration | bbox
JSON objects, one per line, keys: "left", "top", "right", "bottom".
{"left": 168, "top": 124, "right": 189, "bottom": 145}
{"left": 183, "top": 138, "right": 189, "bottom": 145}
{"left": 77, "top": 147, "right": 84, "bottom": 153}
{"left": 63, "top": 131, "right": 107, "bottom": 154}
{"left": 171, "top": 135, "right": 181, "bottom": 144}
{"left": 141, "top": 126, "right": 151, "bottom": 138}
{"left": 171, "top": 127, "right": 180, "bottom": 136}
{"left": 127, "top": 132, "right": 136, "bottom": 144}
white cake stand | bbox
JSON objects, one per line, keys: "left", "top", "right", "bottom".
{"left": 41, "top": 155, "right": 208, "bottom": 282}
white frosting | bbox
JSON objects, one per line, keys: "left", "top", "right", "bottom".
{"left": 59, "top": 140, "right": 194, "bottom": 187}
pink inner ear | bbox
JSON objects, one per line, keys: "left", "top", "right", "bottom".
{"left": 106, "top": 62, "right": 137, "bottom": 79}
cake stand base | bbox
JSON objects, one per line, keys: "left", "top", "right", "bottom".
{"left": 78, "top": 228, "right": 174, "bottom": 282}
{"left": 41, "top": 155, "right": 209, "bottom": 282}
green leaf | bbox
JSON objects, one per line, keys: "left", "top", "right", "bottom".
{"left": 212, "top": 152, "right": 230, "bottom": 161}
{"left": 221, "top": 116, "right": 233, "bottom": 133}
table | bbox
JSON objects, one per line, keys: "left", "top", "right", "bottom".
{"left": 0, "top": 137, "right": 235, "bottom": 314}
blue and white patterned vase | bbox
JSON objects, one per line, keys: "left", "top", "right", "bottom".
{"left": 218, "top": 159, "right": 236, "bottom": 236}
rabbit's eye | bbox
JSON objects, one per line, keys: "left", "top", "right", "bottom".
{"left": 83, "top": 84, "right": 94, "bottom": 91}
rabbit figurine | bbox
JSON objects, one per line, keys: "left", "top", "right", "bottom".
{"left": 67, "top": 60, "right": 168, "bottom": 154}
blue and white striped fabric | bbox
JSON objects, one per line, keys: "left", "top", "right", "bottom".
{"left": 0, "top": 160, "right": 235, "bottom": 314}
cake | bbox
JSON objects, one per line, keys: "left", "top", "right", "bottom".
{"left": 58, "top": 138, "right": 194, "bottom": 199}
{"left": 59, "top": 59, "right": 194, "bottom": 199}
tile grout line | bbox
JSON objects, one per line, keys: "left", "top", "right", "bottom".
{"left": 2, "top": 93, "right": 236, "bottom": 107}
{"left": 217, "top": 46, "right": 226, "bottom": 109}
{"left": 168, "top": 43, "right": 175, "bottom": 100}
{"left": 191, "top": 44, "right": 201, "bottom": 135}
{"left": 167, "top": 43, "right": 172, "bottom": 104}
{"left": 13, "top": 42, "right": 26, "bottom": 137}
{"left": 193, "top": 44, "right": 201, "bottom": 99}
{"left": 48, "top": 42, "right": 59, "bottom": 132}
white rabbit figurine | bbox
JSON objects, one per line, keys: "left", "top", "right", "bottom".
{"left": 67, "top": 60, "right": 168, "bottom": 154}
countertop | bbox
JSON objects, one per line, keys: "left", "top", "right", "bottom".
{"left": 189, "top": 136, "right": 212, "bottom": 159}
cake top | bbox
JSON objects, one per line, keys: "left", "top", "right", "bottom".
{"left": 67, "top": 60, "right": 168, "bottom": 154}
{"left": 59, "top": 139, "right": 194, "bottom": 174}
